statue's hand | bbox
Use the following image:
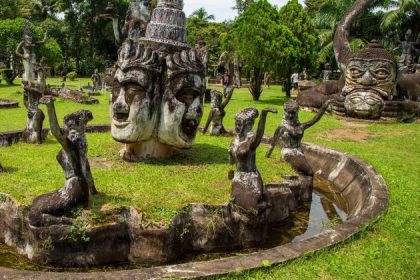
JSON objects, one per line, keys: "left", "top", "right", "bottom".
{"left": 39, "top": 96, "right": 55, "bottom": 105}
{"left": 263, "top": 108, "right": 278, "bottom": 114}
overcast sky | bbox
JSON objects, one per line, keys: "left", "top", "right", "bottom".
{"left": 183, "top": 0, "right": 306, "bottom": 22}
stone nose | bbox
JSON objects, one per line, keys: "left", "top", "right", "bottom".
{"left": 113, "top": 89, "right": 129, "bottom": 113}
{"left": 359, "top": 71, "right": 376, "bottom": 86}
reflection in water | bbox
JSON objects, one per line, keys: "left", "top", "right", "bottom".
{"left": 0, "top": 177, "right": 348, "bottom": 271}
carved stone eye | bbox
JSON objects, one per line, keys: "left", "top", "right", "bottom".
{"left": 365, "top": 97, "right": 381, "bottom": 106}
{"left": 374, "top": 69, "right": 389, "bottom": 79}
{"left": 350, "top": 97, "right": 363, "bottom": 104}
{"left": 177, "top": 88, "right": 199, "bottom": 107}
{"left": 350, "top": 68, "right": 363, "bottom": 77}
{"left": 125, "top": 82, "right": 146, "bottom": 103}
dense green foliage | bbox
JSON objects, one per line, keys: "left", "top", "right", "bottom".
{"left": 278, "top": 0, "right": 319, "bottom": 96}
{"left": 224, "top": 0, "right": 315, "bottom": 99}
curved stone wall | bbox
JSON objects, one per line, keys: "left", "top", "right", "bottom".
{"left": 0, "top": 140, "right": 388, "bottom": 279}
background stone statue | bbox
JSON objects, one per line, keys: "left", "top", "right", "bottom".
{"left": 266, "top": 100, "right": 332, "bottom": 201}
{"left": 91, "top": 68, "right": 101, "bottom": 91}
{"left": 28, "top": 96, "right": 97, "bottom": 227}
{"left": 22, "top": 82, "right": 45, "bottom": 144}
{"left": 36, "top": 56, "right": 47, "bottom": 95}
{"left": 229, "top": 107, "right": 277, "bottom": 212}
{"left": 202, "top": 88, "right": 234, "bottom": 136}
{"left": 102, "top": 0, "right": 152, "bottom": 45}
{"left": 396, "top": 29, "right": 419, "bottom": 73}
{"left": 16, "top": 21, "right": 47, "bottom": 144}
{"left": 322, "top": 63, "right": 332, "bottom": 81}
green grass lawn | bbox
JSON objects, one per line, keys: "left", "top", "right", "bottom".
{"left": 0, "top": 78, "right": 419, "bottom": 279}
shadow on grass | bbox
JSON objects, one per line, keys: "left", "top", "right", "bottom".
{"left": 0, "top": 166, "right": 18, "bottom": 174}
{"left": 147, "top": 143, "right": 228, "bottom": 166}
{"left": 255, "top": 96, "right": 291, "bottom": 106}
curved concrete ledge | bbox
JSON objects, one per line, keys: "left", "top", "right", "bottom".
{"left": 0, "top": 142, "right": 388, "bottom": 279}
{"left": 0, "top": 125, "right": 110, "bottom": 147}
{"left": 0, "top": 98, "right": 19, "bottom": 109}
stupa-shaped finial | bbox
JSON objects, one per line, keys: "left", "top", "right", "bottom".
{"left": 140, "top": 0, "right": 189, "bottom": 51}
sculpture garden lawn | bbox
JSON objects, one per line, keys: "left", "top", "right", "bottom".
{"left": 0, "top": 78, "right": 418, "bottom": 278}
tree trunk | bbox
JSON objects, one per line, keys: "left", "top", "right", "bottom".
{"left": 285, "top": 68, "right": 292, "bottom": 98}
{"left": 249, "top": 67, "right": 263, "bottom": 101}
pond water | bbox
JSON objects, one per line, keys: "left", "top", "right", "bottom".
{"left": 0, "top": 177, "right": 348, "bottom": 272}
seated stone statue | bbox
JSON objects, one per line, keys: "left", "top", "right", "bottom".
{"left": 202, "top": 88, "right": 234, "bottom": 136}
{"left": 28, "top": 96, "right": 98, "bottom": 227}
{"left": 266, "top": 100, "right": 332, "bottom": 201}
{"left": 228, "top": 107, "right": 277, "bottom": 212}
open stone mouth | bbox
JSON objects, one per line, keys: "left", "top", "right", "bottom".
{"left": 113, "top": 112, "right": 129, "bottom": 123}
{"left": 182, "top": 119, "right": 198, "bottom": 138}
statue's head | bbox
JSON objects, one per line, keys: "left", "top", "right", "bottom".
{"left": 158, "top": 49, "right": 205, "bottom": 148}
{"left": 111, "top": 45, "right": 161, "bottom": 143}
{"left": 63, "top": 110, "right": 93, "bottom": 142}
{"left": 196, "top": 36, "right": 206, "bottom": 47}
{"left": 234, "top": 108, "right": 258, "bottom": 136}
{"left": 342, "top": 42, "right": 397, "bottom": 119}
{"left": 283, "top": 100, "right": 300, "bottom": 125}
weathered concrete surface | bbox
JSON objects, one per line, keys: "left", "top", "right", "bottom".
{"left": 0, "top": 99, "right": 19, "bottom": 109}
{"left": 0, "top": 141, "right": 388, "bottom": 279}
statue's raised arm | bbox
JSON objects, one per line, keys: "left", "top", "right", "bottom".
{"left": 251, "top": 108, "right": 277, "bottom": 150}
{"left": 39, "top": 96, "right": 66, "bottom": 145}
{"left": 302, "top": 100, "right": 332, "bottom": 130}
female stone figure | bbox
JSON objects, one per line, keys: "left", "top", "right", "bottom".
{"left": 28, "top": 96, "right": 97, "bottom": 227}
{"left": 229, "top": 107, "right": 277, "bottom": 212}
{"left": 266, "top": 100, "right": 332, "bottom": 201}
{"left": 202, "top": 88, "right": 234, "bottom": 136}
{"left": 16, "top": 21, "right": 47, "bottom": 144}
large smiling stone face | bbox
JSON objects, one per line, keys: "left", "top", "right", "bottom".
{"left": 110, "top": 46, "right": 161, "bottom": 143}
{"left": 158, "top": 50, "right": 205, "bottom": 148}
{"left": 341, "top": 43, "right": 397, "bottom": 119}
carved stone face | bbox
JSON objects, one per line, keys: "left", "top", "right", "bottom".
{"left": 111, "top": 67, "right": 159, "bottom": 143}
{"left": 158, "top": 72, "right": 204, "bottom": 148}
{"left": 234, "top": 108, "right": 258, "bottom": 137}
{"left": 64, "top": 110, "right": 93, "bottom": 142}
{"left": 342, "top": 58, "right": 396, "bottom": 119}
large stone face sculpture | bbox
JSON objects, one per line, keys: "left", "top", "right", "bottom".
{"left": 340, "top": 42, "right": 398, "bottom": 119}
{"left": 228, "top": 108, "right": 277, "bottom": 212}
{"left": 297, "top": 0, "right": 419, "bottom": 121}
{"left": 16, "top": 21, "right": 47, "bottom": 144}
{"left": 110, "top": 0, "right": 205, "bottom": 161}
{"left": 266, "top": 100, "right": 332, "bottom": 202}
{"left": 28, "top": 96, "right": 97, "bottom": 227}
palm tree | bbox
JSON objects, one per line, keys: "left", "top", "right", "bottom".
{"left": 191, "top": 8, "right": 215, "bottom": 23}
{"left": 381, "top": 0, "right": 420, "bottom": 32}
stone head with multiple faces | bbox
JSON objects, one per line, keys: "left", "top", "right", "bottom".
{"left": 110, "top": 0, "right": 205, "bottom": 161}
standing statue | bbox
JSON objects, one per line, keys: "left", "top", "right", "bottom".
{"left": 16, "top": 21, "right": 47, "bottom": 144}
{"left": 22, "top": 82, "right": 45, "bottom": 144}
{"left": 110, "top": 0, "right": 205, "bottom": 161}
{"left": 91, "top": 68, "right": 101, "bottom": 91}
{"left": 37, "top": 57, "right": 47, "bottom": 95}
{"left": 202, "top": 88, "right": 234, "bottom": 136}
{"left": 396, "top": 29, "right": 419, "bottom": 73}
{"left": 28, "top": 96, "right": 97, "bottom": 227}
{"left": 228, "top": 107, "right": 277, "bottom": 212}
{"left": 195, "top": 36, "right": 209, "bottom": 75}
{"left": 266, "top": 100, "right": 332, "bottom": 201}
{"left": 103, "top": 0, "right": 152, "bottom": 45}
{"left": 322, "top": 63, "right": 332, "bottom": 81}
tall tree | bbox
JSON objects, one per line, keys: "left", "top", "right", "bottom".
{"left": 191, "top": 8, "right": 215, "bottom": 23}
{"left": 234, "top": 0, "right": 256, "bottom": 15}
{"left": 224, "top": 0, "right": 299, "bottom": 100}
{"left": 279, "top": 0, "right": 319, "bottom": 97}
